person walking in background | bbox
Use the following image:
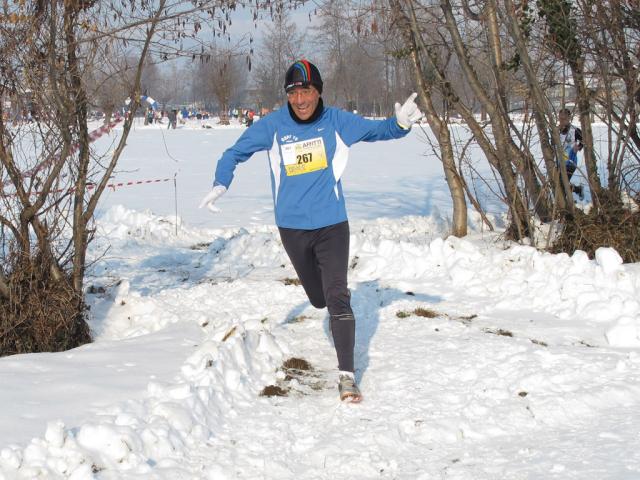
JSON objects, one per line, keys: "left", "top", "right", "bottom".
{"left": 558, "top": 108, "right": 584, "bottom": 200}
{"left": 145, "top": 107, "right": 153, "bottom": 126}
{"left": 199, "top": 59, "right": 423, "bottom": 403}
{"left": 168, "top": 109, "right": 177, "bottom": 129}
{"left": 246, "top": 109, "right": 255, "bottom": 127}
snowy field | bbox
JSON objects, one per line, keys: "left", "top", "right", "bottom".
{"left": 89, "top": 117, "right": 484, "bottom": 228}
{"left": 1, "top": 118, "right": 639, "bottom": 479}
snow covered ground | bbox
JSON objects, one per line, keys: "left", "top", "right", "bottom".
{"left": 1, "top": 119, "right": 639, "bottom": 479}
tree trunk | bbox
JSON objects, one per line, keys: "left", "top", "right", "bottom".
{"left": 501, "top": 0, "right": 574, "bottom": 213}
{"left": 439, "top": 0, "right": 534, "bottom": 237}
{"left": 395, "top": 0, "right": 468, "bottom": 237}
{"left": 571, "top": 60, "right": 603, "bottom": 206}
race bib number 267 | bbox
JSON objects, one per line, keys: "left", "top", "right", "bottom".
{"left": 281, "top": 137, "right": 328, "bottom": 176}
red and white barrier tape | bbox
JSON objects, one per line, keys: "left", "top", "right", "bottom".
{"left": 2, "top": 176, "right": 173, "bottom": 198}
{"left": 97, "top": 177, "right": 172, "bottom": 191}
{"left": 1, "top": 116, "right": 124, "bottom": 191}
{"left": 86, "top": 117, "right": 123, "bottom": 143}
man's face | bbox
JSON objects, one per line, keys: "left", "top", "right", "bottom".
{"left": 287, "top": 85, "right": 320, "bottom": 121}
{"left": 559, "top": 111, "right": 570, "bottom": 128}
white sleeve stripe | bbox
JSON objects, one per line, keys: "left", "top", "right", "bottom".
{"left": 333, "top": 132, "right": 349, "bottom": 199}
{"left": 268, "top": 132, "right": 281, "bottom": 205}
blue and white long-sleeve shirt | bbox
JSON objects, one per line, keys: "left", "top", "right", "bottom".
{"left": 213, "top": 104, "right": 410, "bottom": 229}
{"left": 560, "top": 123, "right": 583, "bottom": 167}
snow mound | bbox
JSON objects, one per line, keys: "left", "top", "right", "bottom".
{"left": 97, "top": 205, "right": 215, "bottom": 247}
{"left": 350, "top": 231, "right": 639, "bottom": 347}
{"left": 0, "top": 320, "right": 285, "bottom": 479}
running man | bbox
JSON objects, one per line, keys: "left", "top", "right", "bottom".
{"left": 200, "top": 59, "right": 423, "bottom": 402}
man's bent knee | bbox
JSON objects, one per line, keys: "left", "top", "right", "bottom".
{"left": 325, "top": 286, "right": 352, "bottom": 317}
{"left": 310, "top": 300, "right": 326, "bottom": 309}
{"left": 308, "top": 295, "right": 327, "bottom": 309}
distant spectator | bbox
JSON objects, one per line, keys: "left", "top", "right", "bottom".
{"left": 246, "top": 109, "right": 255, "bottom": 127}
{"left": 168, "top": 109, "right": 177, "bottom": 129}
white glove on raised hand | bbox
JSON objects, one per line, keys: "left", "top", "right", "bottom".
{"left": 199, "top": 185, "right": 227, "bottom": 213}
{"left": 395, "top": 92, "right": 423, "bottom": 129}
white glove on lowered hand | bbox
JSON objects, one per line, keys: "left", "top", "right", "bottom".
{"left": 199, "top": 185, "right": 227, "bottom": 213}
{"left": 395, "top": 92, "right": 423, "bottom": 129}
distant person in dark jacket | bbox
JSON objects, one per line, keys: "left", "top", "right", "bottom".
{"left": 558, "top": 108, "right": 584, "bottom": 200}
{"left": 168, "top": 109, "right": 177, "bottom": 129}
{"left": 246, "top": 109, "right": 255, "bottom": 127}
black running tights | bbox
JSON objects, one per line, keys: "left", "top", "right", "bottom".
{"left": 278, "top": 221, "right": 355, "bottom": 373}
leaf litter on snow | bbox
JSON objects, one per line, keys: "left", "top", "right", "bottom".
{"left": 260, "top": 357, "right": 330, "bottom": 397}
